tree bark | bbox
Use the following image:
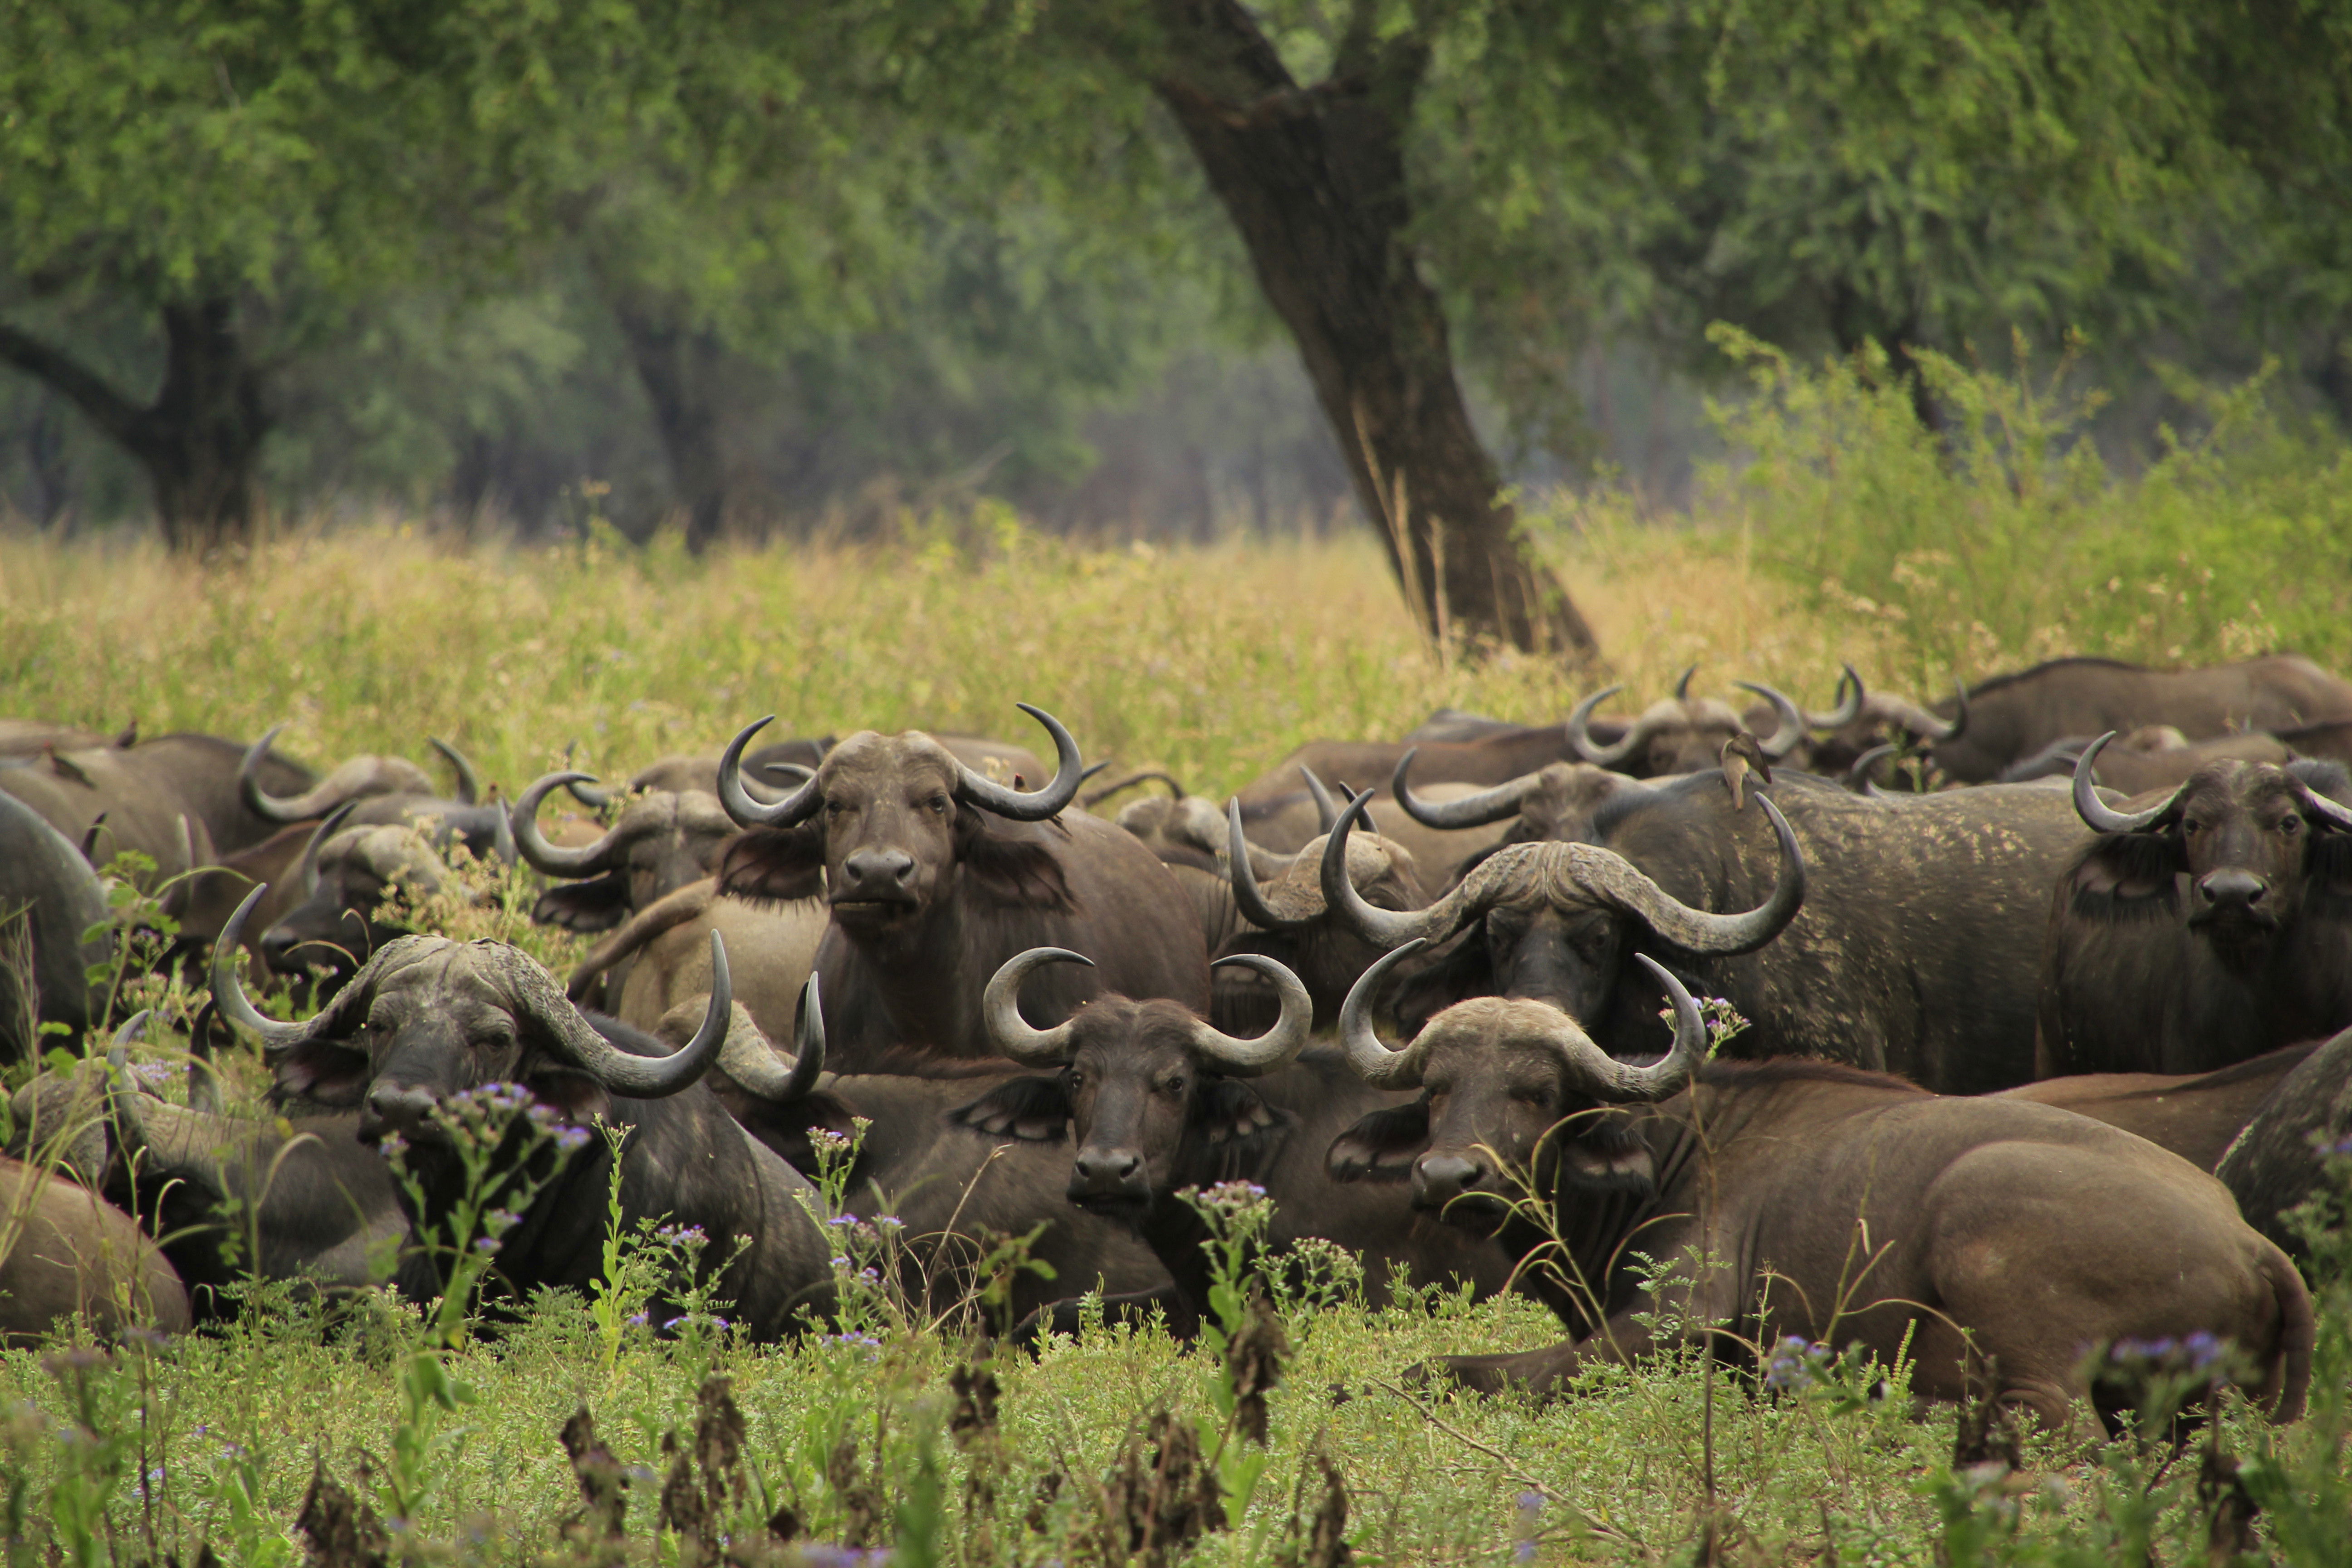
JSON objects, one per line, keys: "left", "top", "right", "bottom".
{"left": 0, "top": 298, "right": 267, "bottom": 551}
{"left": 610, "top": 297, "right": 730, "bottom": 553}
{"left": 1138, "top": 0, "right": 1599, "bottom": 659}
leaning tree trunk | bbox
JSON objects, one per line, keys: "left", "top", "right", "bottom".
{"left": 611, "top": 299, "right": 729, "bottom": 554}
{"left": 1142, "top": 0, "right": 1599, "bottom": 659}
{"left": 0, "top": 297, "right": 267, "bottom": 552}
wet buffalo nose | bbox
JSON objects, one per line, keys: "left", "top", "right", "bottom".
{"left": 1415, "top": 1154, "right": 1485, "bottom": 1206}
{"left": 1072, "top": 1148, "right": 1142, "bottom": 1187}
{"left": 840, "top": 849, "right": 916, "bottom": 896}
{"left": 2196, "top": 870, "right": 2268, "bottom": 911}
{"left": 363, "top": 1083, "right": 437, "bottom": 1141}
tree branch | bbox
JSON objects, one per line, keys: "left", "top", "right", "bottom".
{"left": 0, "top": 322, "right": 144, "bottom": 447}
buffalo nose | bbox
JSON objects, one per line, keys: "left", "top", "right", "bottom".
{"left": 1072, "top": 1148, "right": 1142, "bottom": 1187}
{"left": 840, "top": 849, "right": 916, "bottom": 895}
{"left": 1415, "top": 1153, "right": 1485, "bottom": 1207}
{"left": 363, "top": 1083, "right": 438, "bottom": 1141}
{"left": 2196, "top": 870, "right": 2268, "bottom": 910}
{"left": 258, "top": 925, "right": 297, "bottom": 969}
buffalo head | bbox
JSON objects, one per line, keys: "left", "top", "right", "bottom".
{"left": 1564, "top": 670, "right": 1806, "bottom": 778}
{"left": 258, "top": 804, "right": 515, "bottom": 982}
{"left": 1325, "top": 944, "right": 1706, "bottom": 1225}
{"left": 513, "top": 773, "right": 741, "bottom": 931}
{"left": 239, "top": 724, "right": 483, "bottom": 823}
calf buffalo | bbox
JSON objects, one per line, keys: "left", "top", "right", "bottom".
{"left": 713, "top": 705, "right": 1206, "bottom": 1066}
{"left": 215, "top": 890, "right": 834, "bottom": 1335}
{"left": 2035, "top": 740, "right": 2352, "bottom": 1076}
{"left": 1326, "top": 946, "right": 2315, "bottom": 1423}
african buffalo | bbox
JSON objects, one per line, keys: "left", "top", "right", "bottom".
{"left": 1993, "top": 1044, "right": 2317, "bottom": 1172}
{"left": 2215, "top": 1025, "right": 2352, "bottom": 1259}
{"left": 237, "top": 724, "right": 485, "bottom": 830}
{"left": 1215, "top": 799, "right": 1434, "bottom": 1032}
{"left": 712, "top": 706, "right": 1207, "bottom": 1067}
{"left": 0, "top": 724, "right": 320, "bottom": 863}
{"left": 950, "top": 947, "right": 1513, "bottom": 1341}
{"left": 1928, "top": 656, "right": 2352, "bottom": 784}
{"left": 0, "top": 1156, "right": 191, "bottom": 1344}
{"left": 573, "top": 732, "right": 1048, "bottom": 805}
{"left": 514, "top": 772, "right": 740, "bottom": 932}
{"left": 215, "top": 891, "right": 835, "bottom": 1336}
{"left": 1759, "top": 665, "right": 1967, "bottom": 779}
{"left": 1561, "top": 672, "right": 1808, "bottom": 779}
{"left": 1326, "top": 947, "right": 2315, "bottom": 1424}
{"left": 565, "top": 877, "right": 827, "bottom": 1041}
{"left": 0, "top": 788, "right": 109, "bottom": 1060}
{"left": 1389, "top": 753, "right": 1660, "bottom": 862}
{"left": 1998, "top": 728, "right": 2291, "bottom": 791}
{"left": 1325, "top": 769, "right": 2092, "bottom": 1093}
{"left": 258, "top": 804, "right": 517, "bottom": 983}
{"left": 2034, "top": 740, "right": 2352, "bottom": 1077}
{"left": 0, "top": 740, "right": 217, "bottom": 883}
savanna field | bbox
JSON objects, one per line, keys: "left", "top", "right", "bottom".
{"left": 5, "top": 356, "right": 2352, "bottom": 1563}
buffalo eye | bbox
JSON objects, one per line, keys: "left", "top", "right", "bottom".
{"left": 1162, "top": 1076, "right": 1187, "bottom": 1097}
{"left": 823, "top": 799, "right": 846, "bottom": 817}
{"left": 2281, "top": 815, "right": 2303, "bottom": 835}
{"left": 928, "top": 795, "right": 951, "bottom": 815}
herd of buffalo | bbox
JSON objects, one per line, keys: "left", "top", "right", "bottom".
{"left": 8, "top": 652, "right": 2352, "bottom": 1433}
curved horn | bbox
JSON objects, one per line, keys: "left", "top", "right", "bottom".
{"left": 1337, "top": 941, "right": 1431, "bottom": 1088}
{"left": 534, "top": 933, "right": 732, "bottom": 1098}
{"left": 429, "top": 738, "right": 482, "bottom": 804}
{"left": 1229, "top": 799, "right": 1313, "bottom": 931}
{"left": 1847, "top": 743, "right": 1897, "bottom": 792}
{"left": 2071, "top": 734, "right": 2187, "bottom": 834}
{"left": 297, "top": 801, "right": 360, "bottom": 901}
{"left": 1597, "top": 955, "right": 1710, "bottom": 1102}
{"left": 2296, "top": 776, "right": 2352, "bottom": 833}
{"left": 1735, "top": 682, "right": 1808, "bottom": 761}
{"left": 1564, "top": 684, "right": 1639, "bottom": 766}
{"left": 103, "top": 1011, "right": 223, "bottom": 1195}
{"left": 716, "top": 717, "right": 823, "bottom": 828}
{"left": 981, "top": 947, "right": 1095, "bottom": 1066}
{"left": 1391, "top": 748, "right": 1538, "bottom": 830}
{"left": 1673, "top": 666, "right": 1696, "bottom": 701}
{"left": 1298, "top": 767, "right": 1341, "bottom": 833}
{"left": 239, "top": 723, "right": 311, "bottom": 823}
{"left": 952, "top": 704, "right": 1083, "bottom": 821}
{"left": 511, "top": 772, "right": 629, "bottom": 876}
{"left": 1806, "top": 665, "right": 1866, "bottom": 729}
{"left": 1082, "top": 769, "right": 1186, "bottom": 809}
{"left": 1582, "top": 794, "right": 1806, "bottom": 956}
{"left": 710, "top": 973, "right": 828, "bottom": 1104}
{"left": 490, "top": 800, "right": 517, "bottom": 865}
{"left": 1321, "top": 789, "right": 1441, "bottom": 947}
{"left": 565, "top": 777, "right": 613, "bottom": 809}
{"left": 1333, "top": 782, "right": 1379, "bottom": 835}
{"left": 1191, "top": 954, "right": 1314, "bottom": 1075}
{"left": 1862, "top": 681, "right": 1967, "bottom": 744}
{"left": 212, "top": 886, "right": 312, "bottom": 1050}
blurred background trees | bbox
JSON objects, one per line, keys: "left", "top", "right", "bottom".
{"left": 2, "top": 0, "right": 2346, "bottom": 648}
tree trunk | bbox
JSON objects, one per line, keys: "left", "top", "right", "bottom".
{"left": 1139, "top": 0, "right": 1599, "bottom": 659}
{"left": 610, "top": 298, "right": 729, "bottom": 553}
{"left": 0, "top": 297, "right": 268, "bottom": 551}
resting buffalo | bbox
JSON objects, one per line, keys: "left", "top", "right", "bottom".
{"left": 514, "top": 772, "right": 740, "bottom": 932}
{"left": 1390, "top": 754, "right": 1660, "bottom": 862}
{"left": 1327, "top": 947, "right": 2315, "bottom": 1422}
{"left": 216, "top": 891, "right": 835, "bottom": 1336}
{"left": 950, "top": 947, "right": 1513, "bottom": 1341}
{"left": 0, "top": 788, "right": 108, "bottom": 1059}
{"left": 575, "top": 732, "right": 1048, "bottom": 805}
{"left": 1998, "top": 728, "right": 2291, "bottom": 791}
{"left": 238, "top": 724, "right": 486, "bottom": 831}
{"left": 1994, "top": 1044, "right": 2317, "bottom": 1172}
{"left": 259, "top": 804, "right": 517, "bottom": 982}
{"left": 2215, "top": 1025, "right": 2352, "bottom": 1258}
{"left": 712, "top": 705, "right": 1206, "bottom": 1066}
{"left": 2035, "top": 740, "right": 2352, "bottom": 1077}
{"left": 1560, "top": 672, "right": 1808, "bottom": 779}
{"left": 669, "top": 984, "right": 1170, "bottom": 1325}
{"left": 0, "top": 741, "right": 216, "bottom": 882}
{"left": 565, "top": 877, "right": 826, "bottom": 1041}
{"left": 0, "top": 1156, "right": 191, "bottom": 1344}
{"left": 0, "top": 724, "right": 321, "bottom": 867}
{"left": 1928, "top": 656, "right": 2352, "bottom": 784}
{"left": 1329, "top": 770, "right": 2092, "bottom": 1093}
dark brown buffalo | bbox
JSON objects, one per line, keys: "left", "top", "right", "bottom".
{"left": 237, "top": 723, "right": 483, "bottom": 830}
{"left": 946, "top": 948, "right": 1512, "bottom": 1341}
{"left": 1329, "top": 769, "right": 2096, "bottom": 1092}
{"left": 1751, "top": 665, "right": 1967, "bottom": 779}
{"left": 1927, "top": 656, "right": 2352, "bottom": 784}
{"left": 0, "top": 1156, "right": 191, "bottom": 1344}
{"left": 666, "top": 985, "right": 1170, "bottom": 1325}
{"left": 1326, "top": 948, "right": 2315, "bottom": 1421}
{"left": 165, "top": 819, "right": 319, "bottom": 966}
{"left": 513, "top": 772, "right": 738, "bottom": 932}
{"left": 1998, "top": 728, "right": 2291, "bottom": 790}
{"left": 1993, "top": 1044, "right": 2317, "bottom": 1171}
{"left": 216, "top": 892, "right": 835, "bottom": 1335}
{"left": 0, "top": 723, "right": 318, "bottom": 858}
{"left": 2215, "top": 1026, "right": 2352, "bottom": 1258}
{"left": 712, "top": 706, "right": 1207, "bottom": 1067}
{"left": 578, "top": 732, "right": 1049, "bottom": 805}
{"left": 257, "top": 805, "right": 517, "bottom": 982}
{"left": 1560, "top": 672, "right": 1809, "bottom": 779}
{"left": 1390, "top": 753, "right": 1660, "bottom": 866}
{"left": 565, "top": 877, "right": 826, "bottom": 1040}
{"left": 2036, "top": 740, "right": 2352, "bottom": 1077}
{"left": 0, "top": 741, "right": 217, "bottom": 882}
{"left": 0, "top": 788, "right": 108, "bottom": 1060}
{"left": 1216, "top": 800, "right": 1433, "bottom": 1032}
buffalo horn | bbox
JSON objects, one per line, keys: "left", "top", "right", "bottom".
{"left": 512, "top": 771, "right": 629, "bottom": 876}
{"left": 710, "top": 972, "right": 828, "bottom": 1104}
{"left": 1847, "top": 743, "right": 1898, "bottom": 792}
{"left": 1806, "top": 665, "right": 1866, "bottom": 729}
{"left": 490, "top": 801, "right": 517, "bottom": 865}
{"left": 2071, "top": 734, "right": 2186, "bottom": 834}
{"left": 526, "top": 933, "right": 733, "bottom": 1098}
{"left": 1862, "top": 681, "right": 1967, "bottom": 744}
{"left": 430, "top": 738, "right": 483, "bottom": 804}
{"left": 1564, "top": 684, "right": 1641, "bottom": 766}
{"left": 1673, "top": 665, "right": 1696, "bottom": 701}
{"left": 715, "top": 717, "right": 824, "bottom": 828}
{"left": 565, "top": 777, "right": 613, "bottom": 809}
{"left": 982, "top": 947, "right": 1095, "bottom": 1065}
{"left": 212, "top": 887, "right": 314, "bottom": 1050}
{"left": 238, "top": 724, "right": 314, "bottom": 823}
{"left": 1337, "top": 941, "right": 1432, "bottom": 1088}
{"left": 2298, "top": 778, "right": 2352, "bottom": 832}
{"left": 297, "top": 802, "right": 360, "bottom": 900}
{"left": 1299, "top": 767, "right": 1341, "bottom": 833}
{"left": 1228, "top": 800, "right": 1313, "bottom": 931}
{"left": 1390, "top": 747, "right": 1538, "bottom": 830}
{"left": 1735, "top": 682, "right": 1808, "bottom": 761}
{"left": 1320, "top": 789, "right": 1443, "bottom": 948}
{"left": 1585, "top": 794, "right": 1806, "bottom": 956}
{"left": 1190, "top": 954, "right": 1314, "bottom": 1075}
{"left": 105, "top": 1012, "right": 230, "bottom": 1199}
{"left": 952, "top": 704, "right": 1084, "bottom": 821}
{"left": 1550, "top": 955, "right": 1708, "bottom": 1103}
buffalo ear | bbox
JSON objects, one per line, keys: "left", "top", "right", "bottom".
{"left": 717, "top": 828, "right": 825, "bottom": 904}
{"left": 270, "top": 1039, "right": 373, "bottom": 1110}
{"left": 1196, "top": 1078, "right": 1282, "bottom": 1147}
{"left": 719, "top": 1087, "right": 858, "bottom": 1171}
{"left": 2066, "top": 834, "right": 2181, "bottom": 916}
{"left": 1326, "top": 1099, "right": 1430, "bottom": 1183}
{"left": 956, "top": 812, "right": 1075, "bottom": 910}
{"left": 527, "top": 1068, "right": 613, "bottom": 1129}
{"left": 950, "top": 1076, "right": 1070, "bottom": 1142}
{"left": 532, "top": 874, "right": 632, "bottom": 933}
